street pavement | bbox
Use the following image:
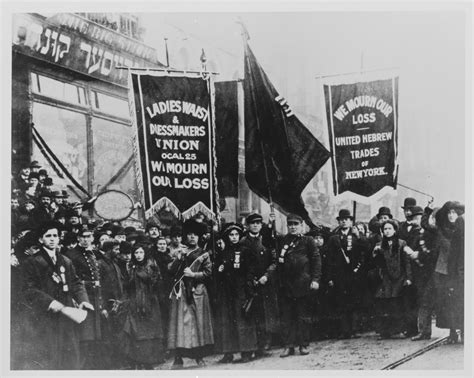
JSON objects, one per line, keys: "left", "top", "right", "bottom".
{"left": 153, "top": 324, "right": 464, "bottom": 370}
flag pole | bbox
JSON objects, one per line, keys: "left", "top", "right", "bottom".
{"left": 239, "top": 24, "right": 275, "bottom": 213}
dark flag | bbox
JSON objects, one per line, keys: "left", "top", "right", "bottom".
{"left": 215, "top": 81, "right": 239, "bottom": 198}
{"left": 243, "top": 42, "right": 330, "bottom": 225}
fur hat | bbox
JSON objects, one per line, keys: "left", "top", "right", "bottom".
{"left": 183, "top": 219, "right": 207, "bottom": 237}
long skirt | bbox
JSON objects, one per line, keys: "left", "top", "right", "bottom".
{"left": 375, "top": 297, "right": 406, "bottom": 336}
{"left": 167, "top": 282, "right": 214, "bottom": 353}
{"left": 434, "top": 273, "right": 463, "bottom": 330}
{"left": 214, "top": 286, "right": 257, "bottom": 354}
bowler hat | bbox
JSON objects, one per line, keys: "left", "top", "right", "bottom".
{"left": 30, "top": 160, "right": 41, "bottom": 168}
{"left": 377, "top": 207, "right": 393, "bottom": 219}
{"left": 401, "top": 197, "right": 417, "bottom": 209}
{"left": 61, "top": 190, "right": 69, "bottom": 198}
{"left": 38, "top": 169, "right": 48, "bottom": 176}
{"left": 409, "top": 206, "right": 424, "bottom": 217}
{"left": 246, "top": 212, "right": 263, "bottom": 224}
{"left": 287, "top": 213, "right": 303, "bottom": 223}
{"left": 28, "top": 172, "right": 40, "bottom": 180}
{"left": 336, "top": 209, "right": 353, "bottom": 221}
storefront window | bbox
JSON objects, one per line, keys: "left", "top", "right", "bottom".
{"left": 92, "top": 91, "right": 129, "bottom": 119}
{"left": 92, "top": 117, "right": 138, "bottom": 201}
{"left": 31, "top": 102, "right": 88, "bottom": 201}
{"left": 31, "top": 72, "right": 87, "bottom": 106}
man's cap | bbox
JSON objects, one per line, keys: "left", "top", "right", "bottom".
{"left": 287, "top": 213, "right": 303, "bottom": 224}
{"left": 401, "top": 197, "right": 417, "bottom": 209}
{"left": 246, "top": 212, "right": 263, "bottom": 224}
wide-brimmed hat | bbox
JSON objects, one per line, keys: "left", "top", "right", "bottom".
{"left": 401, "top": 197, "right": 417, "bottom": 209}
{"left": 246, "top": 212, "right": 263, "bottom": 224}
{"left": 435, "top": 201, "right": 465, "bottom": 226}
{"left": 377, "top": 207, "right": 393, "bottom": 219}
{"left": 336, "top": 209, "right": 353, "bottom": 221}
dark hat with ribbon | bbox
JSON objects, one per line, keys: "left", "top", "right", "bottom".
{"left": 409, "top": 206, "right": 424, "bottom": 217}
{"left": 221, "top": 222, "right": 244, "bottom": 239}
{"left": 377, "top": 206, "right": 393, "bottom": 219}
{"left": 246, "top": 212, "right": 263, "bottom": 224}
{"left": 336, "top": 209, "right": 353, "bottom": 221}
{"left": 287, "top": 213, "right": 304, "bottom": 224}
{"left": 401, "top": 197, "right": 417, "bottom": 209}
{"left": 183, "top": 218, "right": 207, "bottom": 237}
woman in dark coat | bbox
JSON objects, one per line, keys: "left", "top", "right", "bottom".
{"left": 214, "top": 223, "right": 258, "bottom": 363}
{"left": 167, "top": 219, "right": 214, "bottom": 368}
{"left": 372, "top": 219, "right": 413, "bottom": 339}
{"left": 422, "top": 201, "right": 464, "bottom": 343}
{"left": 121, "top": 243, "right": 164, "bottom": 369}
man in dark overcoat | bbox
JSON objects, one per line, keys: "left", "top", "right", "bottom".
{"left": 325, "top": 209, "right": 366, "bottom": 339}
{"left": 22, "top": 221, "right": 91, "bottom": 369}
{"left": 277, "top": 214, "right": 321, "bottom": 357}
{"left": 240, "top": 212, "right": 279, "bottom": 357}
{"left": 64, "top": 225, "right": 105, "bottom": 369}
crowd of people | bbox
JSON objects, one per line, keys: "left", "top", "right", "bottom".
{"left": 10, "top": 160, "right": 465, "bottom": 370}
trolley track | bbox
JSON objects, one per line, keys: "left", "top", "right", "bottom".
{"left": 381, "top": 336, "right": 449, "bottom": 370}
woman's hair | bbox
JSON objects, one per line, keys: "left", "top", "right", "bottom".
{"left": 354, "top": 221, "right": 368, "bottom": 234}
{"left": 380, "top": 219, "right": 399, "bottom": 251}
{"left": 130, "top": 243, "right": 149, "bottom": 264}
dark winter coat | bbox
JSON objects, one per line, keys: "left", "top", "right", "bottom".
{"left": 64, "top": 246, "right": 103, "bottom": 341}
{"left": 240, "top": 234, "right": 280, "bottom": 333}
{"left": 276, "top": 234, "right": 321, "bottom": 298}
{"left": 325, "top": 230, "right": 365, "bottom": 308}
{"left": 214, "top": 241, "right": 258, "bottom": 353}
{"left": 372, "top": 238, "right": 412, "bottom": 298}
{"left": 22, "top": 248, "right": 89, "bottom": 369}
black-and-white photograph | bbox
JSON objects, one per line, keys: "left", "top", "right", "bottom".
{"left": 4, "top": 1, "right": 472, "bottom": 375}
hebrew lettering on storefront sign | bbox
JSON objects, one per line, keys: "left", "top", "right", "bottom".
{"left": 13, "top": 14, "right": 161, "bottom": 86}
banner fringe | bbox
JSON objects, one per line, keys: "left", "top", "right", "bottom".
{"left": 182, "top": 202, "right": 215, "bottom": 221}
{"left": 145, "top": 197, "right": 182, "bottom": 219}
